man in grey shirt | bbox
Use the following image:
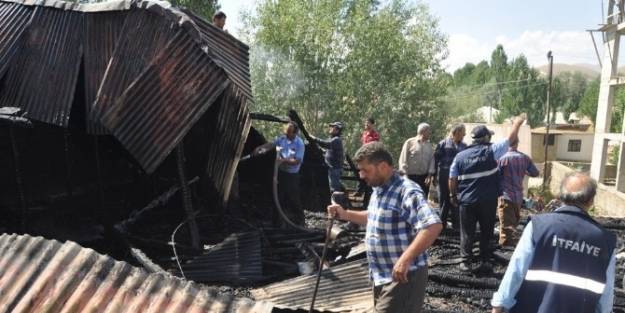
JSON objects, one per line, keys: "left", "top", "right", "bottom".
{"left": 399, "top": 123, "right": 435, "bottom": 197}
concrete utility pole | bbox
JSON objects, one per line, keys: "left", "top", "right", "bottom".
{"left": 542, "top": 51, "right": 553, "bottom": 189}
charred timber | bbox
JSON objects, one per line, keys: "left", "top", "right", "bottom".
{"left": 429, "top": 270, "right": 501, "bottom": 289}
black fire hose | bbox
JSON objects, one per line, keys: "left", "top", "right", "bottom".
{"left": 271, "top": 147, "right": 315, "bottom": 232}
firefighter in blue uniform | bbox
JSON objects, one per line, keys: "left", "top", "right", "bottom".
{"left": 449, "top": 114, "right": 526, "bottom": 273}
{"left": 491, "top": 172, "right": 616, "bottom": 313}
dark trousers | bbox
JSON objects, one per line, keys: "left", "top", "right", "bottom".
{"left": 373, "top": 266, "right": 428, "bottom": 313}
{"left": 437, "top": 169, "right": 457, "bottom": 229}
{"left": 407, "top": 174, "right": 429, "bottom": 198}
{"left": 459, "top": 197, "right": 497, "bottom": 261}
{"left": 277, "top": 170, "right": 304, "bottom": 226}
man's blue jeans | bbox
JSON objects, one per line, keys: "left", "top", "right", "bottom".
{"left": 328, "top": 167, "right": 344, "bottom": 192}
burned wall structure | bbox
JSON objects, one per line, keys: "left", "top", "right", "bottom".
{"left": 0, "top": 0, "right": 251, "bottom": 250}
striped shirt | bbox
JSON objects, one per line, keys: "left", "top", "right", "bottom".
{"left": 498, "top": 149, "right": 540, "bottom": 205}
{"left": 366, "top": 173, "right": 441, "bottom": 286}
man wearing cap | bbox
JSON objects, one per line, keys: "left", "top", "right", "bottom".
{"left": 449, "top": 114, "right": 526, "bottom": 273}
{"left": 399, "top": 123, "right": 435, "bottom": 197}
{"left": 310, "top": 122, "right": 345, "bottom": 192}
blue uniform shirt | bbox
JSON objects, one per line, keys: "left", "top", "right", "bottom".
{"left": 450, "top": 139, "right": 509, "bottom": 177}
{"left": 274, "top": 135, "right": 305, "bottom": 173}
{"left": 491, "top": 221, "right": 615, "bottom": 313}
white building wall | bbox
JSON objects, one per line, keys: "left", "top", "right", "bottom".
{"left": 555, "top": 134, "right": 594, "bottom": 162}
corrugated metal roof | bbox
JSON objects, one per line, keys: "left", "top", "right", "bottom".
{"left": 181, "top": 8, "right": 252, "bottom": 101}
{"left": 83, "top": 11, "right": 127, "bottom": 134}
{"left": 90, "top": 9, "right": 178, "bottom": 132}
{"left": 98, "top": 27, "right": 230, "bottom": 173}
{"left": 203, "top": 85, "right": 251, "bottom": 202}
{"left": 0, "top": 0, "right": 253, "bottom": 201}
{"left": 181, "top": 232, "right": 263, "bottom": 284}
{"left": 252, "top": 258, "right": 373, "bottom": 313}
{"left": 0, "top": 2, "right": 32, "bottom": 77}
{"left": 0, "top": 6, "right": 83, "bottom": 127}
{"left": 0, "top": 233, "right": 274, "bottom": 313}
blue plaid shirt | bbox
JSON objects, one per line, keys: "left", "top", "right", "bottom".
{"left": 366, "top": 172, "right": 442, "bottom": 286}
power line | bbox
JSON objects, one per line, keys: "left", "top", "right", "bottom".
{"left": 442, "top": 81, "right": 548, "bottom": 101}
{"left": 453, "top": 77, "right": 535, "bottom": 89}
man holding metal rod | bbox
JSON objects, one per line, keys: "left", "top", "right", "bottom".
{"left": 327, "top": 142, "right": 442, "bottom": 313}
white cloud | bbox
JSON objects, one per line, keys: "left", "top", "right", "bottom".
{"left": 444, "top": 30, "right": 601, "bottom": 72}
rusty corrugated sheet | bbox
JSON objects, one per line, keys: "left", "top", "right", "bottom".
{"left": 0, "top": 2, "right": 32, "bottom": 77}
{"left": 0, "top": 233, "right": 273, "bottom": 313}
{"left": 90, "top": 9, "right": 177, "bottom": 128}
{"left": 0, "top": 0, "right": 252, "bottom": 202}
{"left": 182, "top": 8, "right": 252, "bottom": 100}
{"left": 181, "top": 232, "right": 263, "bottom": 284}
{"left": 204, "top": 85, "right": 251, "bottom": 202}
{"left": 99, "top": 28, "right": 230, "bottom": 173}
{"left": 83, "top": 11, "right": 127, "bottom": 134}
{"left": 252, "top": 258, "right": 373, "bottom": 313}
{"left": 0, "top": 6, "right": 83, "bottom": 127}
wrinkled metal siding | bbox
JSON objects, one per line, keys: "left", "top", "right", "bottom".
{"left": 182, "top": 232, "right": 263, "bottom": 283}
{"left": 204, "top": 85, "right": 251, "bottom": 201}
{"left": 99, "top": 28, "right": 230, "bottom": 174}
{"left": 182, "top": 9, "right": 252, "bottom": 100}
{"left": 0, "top": 2, "right": 32, "bottom": 78}
{"left": 0, "top": 7, "right": 83, "bottom": 127}
{"left": 252, "top": 259, "right": 372, "bottom": 313}
{"left": 91, "top": 9, "right": 178, "bottom": 128}
{"left": 0, "top": 233, "right": 273, "bottom": 313}
{"left": 83, "top": 11, "right": 127, "bottom": 134}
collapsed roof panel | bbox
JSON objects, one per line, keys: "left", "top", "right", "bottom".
{"left": 204, "top": 86, "right": 250, "bottom": 201}
{"left": 90, "top": 9, "right": 178, "bottom": 130}
{"left": 83, "top": 11, "right": 127, "bottom": 134}
{"left": 0, "top": 233, "right": 273, "bottom": 313}
{"left": 98, "top": 28, "right": 230, "bottom": 173}
{"left": 0, "top": 6, "right": 83, "bottom": 127}
{"left": 0, "top": 0, "right": 253, "bottom": 202}
{"left": 182, "top": 8, "right": 252, "bottom": 100}
{"left": 181, "top": 232, "right": 263, "bottom": 284}
{"left": 0, "top": 2, "right": 32, "bottom": 77}
{"left": 252, "top": 258, "right": 373, "bottom": 313}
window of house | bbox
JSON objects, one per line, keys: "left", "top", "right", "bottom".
{"left": 543, "top": 134, "right": 555, "bottom": 146}
{"left": 568, "top": 139, "right": 582, "bottom": 152}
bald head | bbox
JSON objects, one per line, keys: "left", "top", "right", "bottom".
{"left": 559, "top": 172, "right": 597, "bottom": 209}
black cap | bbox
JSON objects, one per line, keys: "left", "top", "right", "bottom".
{"left": 471, "top": 125, "right": 494, "bottom": 138}
{"left": 329, "top": 121, "right": 344, "bottom": 130}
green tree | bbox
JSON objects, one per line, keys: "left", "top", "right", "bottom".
{"left": 172, "top": 0, "right": 220, "bottom": 20}
{"left": 490, "top": 44, "right": 508, "bottom": 110}
{"left": 499, "top": 55, "right": 546, "bottom": 127}
{"left": 243, "top": 0, "right": 448, "bottom": 159}
{"left": 579, "top": 78, "right": 600, "bottom": 121}
{"left": 554, "top": 72, "right": 588, "bottom": 120}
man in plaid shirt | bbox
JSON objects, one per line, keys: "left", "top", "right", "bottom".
{"left": 328, "top": 142, "right": 442, "bottom": 313}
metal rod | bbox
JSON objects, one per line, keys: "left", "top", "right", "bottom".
{"left": 589, "top": 31, "right": 603, "bottom": 68}
{"left": 309, "top": 216, "right": 334, "bottom": 313}
{"left": 542, "top": 51, "right": 554, "bottom": 189}
{"left": 176, "top": 144, "right": 201, "bottom": 250}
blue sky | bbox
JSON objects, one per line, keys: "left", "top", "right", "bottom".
{"left": 220, "top": 0, "right": 607, "bottom": 71}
